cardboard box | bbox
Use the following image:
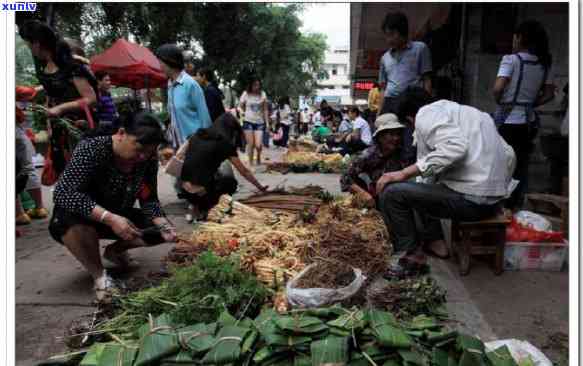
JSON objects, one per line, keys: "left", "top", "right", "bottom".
{"left": 504, "top": 240, "right": 568, "bottom": 271}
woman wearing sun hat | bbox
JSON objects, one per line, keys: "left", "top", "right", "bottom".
{"left": 340, "top": 113, "right": 407, "bottom": 208}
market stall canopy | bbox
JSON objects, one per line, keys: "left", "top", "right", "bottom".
{"left": 90, "top": 39, "right": 167, "bottom": 90}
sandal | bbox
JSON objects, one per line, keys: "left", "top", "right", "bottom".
{"left": 27, "top": 208, "right": 49, "bottom": 219}
{"left": 16, "top": 213, "right": 31, "bottom": 225}
{"left": 93, "top": 272, "right": 119, "bottom": 303}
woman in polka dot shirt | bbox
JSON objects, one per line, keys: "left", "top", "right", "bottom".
{"left": 49, "top": 110, "right": 176, "bottom": 302}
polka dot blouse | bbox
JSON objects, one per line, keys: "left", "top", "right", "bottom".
{"left": 53, "top": 136, "right": 165, "bottom": 220}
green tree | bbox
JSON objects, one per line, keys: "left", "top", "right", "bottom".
{"left": 16, "top": 3, "right": 328, "bottom": 101}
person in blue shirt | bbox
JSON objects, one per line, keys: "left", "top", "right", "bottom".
{"left": 156, "top": 44, "right": 212, "bottom": 149}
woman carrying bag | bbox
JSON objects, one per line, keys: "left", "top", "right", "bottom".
{"left": 492, "top": 20, "right": 555, "bottom": 209}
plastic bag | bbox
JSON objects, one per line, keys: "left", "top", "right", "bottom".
{"left": 514, "top": 211, "right": 552, "bottom": 232}
{"left": 506, "top": 218, "right": 564, "bottom": 243}
{"left": 485, "top": 339, "right": 552, "bottom": 366}
{"left": 286, "top": 264, "right": 366, "bottom": 308}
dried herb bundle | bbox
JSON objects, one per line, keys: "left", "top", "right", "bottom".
{"left": 303, "top": 222, "right": 391, "bottom": 278}
{"left": 295, "top": 261, "right": 356, "bottom": 289}
{"left": 366, "top": 276, "right": 447, "bottom": 320}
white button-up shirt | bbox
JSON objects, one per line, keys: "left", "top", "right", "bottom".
{"left": 414, "top": 100, "right": 517, "bottom": 200}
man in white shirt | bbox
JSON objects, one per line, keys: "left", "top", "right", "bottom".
{"left": 375, "top": 87, "right": 517, "bottom": 276}
{"left": 341, "top": 107, "right": 372, "bottom": 155}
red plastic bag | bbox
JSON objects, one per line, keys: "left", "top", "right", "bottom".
{"left": 506, "top": 217, "right": 564, "bottom": 243}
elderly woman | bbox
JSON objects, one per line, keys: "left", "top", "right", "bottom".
{"left": 340, "top": 114, "right": 406, "bottom": 208}
{"left": 49, "top": 109, "right": 177, "bottom": 302}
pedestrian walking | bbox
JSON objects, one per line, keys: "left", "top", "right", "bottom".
{"left": 277, "top": 96, "right": 293, "bottom": 147}
{"left": 239, "top": 78, "right": 270, "bottom": 165}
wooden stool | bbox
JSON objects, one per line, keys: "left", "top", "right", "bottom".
{"left": 452, "top": 211, "right": 511, "bottom": 276}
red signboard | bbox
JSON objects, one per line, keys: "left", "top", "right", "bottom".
{"left": 353, "top": 81, "right": 375, "bottom": 91}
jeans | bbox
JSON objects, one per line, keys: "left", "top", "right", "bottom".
{"left": 381, "top": 97, "right": 416, "bottom": 164}
{"left": 378, "top": 182, "right": 501, "bottom": 253}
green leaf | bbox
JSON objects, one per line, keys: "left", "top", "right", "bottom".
{"left": 368, "top": 309, "right": 413, "bottom": 348}
{"left": 486, "top": 346, "right": 518, "bottom": 366}
{"left": 79, "top": 343, "right": 108, "bottom": 366}
{"left": 398, "top": 349, "right": 427, "bottom": 365}
{"left": 311, "top": 336, "right": 349, "bottom": 366}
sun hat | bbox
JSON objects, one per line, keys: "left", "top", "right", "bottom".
{"left": 372, "top": 113, "right": 405, "bottom": 139}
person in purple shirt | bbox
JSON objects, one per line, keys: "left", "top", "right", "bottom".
{"left": 95, "top": 71, "right": 119, "bottom": 132}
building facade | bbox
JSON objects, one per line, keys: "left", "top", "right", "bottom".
{"left": 312, "top": 46, "right": 353, "bottom": 107}
{"left": 349, "top": 2, "right": 569, "bottom": 193}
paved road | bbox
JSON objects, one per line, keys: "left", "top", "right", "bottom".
{"left": 15, "top": 148, "right": 568, "bottom": 365}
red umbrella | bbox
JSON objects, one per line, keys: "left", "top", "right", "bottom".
{"left": 90, "top": 39, "right": 167, "bottom": 90}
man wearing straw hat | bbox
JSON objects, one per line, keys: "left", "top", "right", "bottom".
{"left": 340, "top": 113, "right": 407, "bottom": 209}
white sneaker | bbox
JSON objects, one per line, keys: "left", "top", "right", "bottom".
{"left": 186, "top": 204, "right": 194, "bottom": 223}
{"left": 93, "top": 272, "right": 118, "bottom": 303}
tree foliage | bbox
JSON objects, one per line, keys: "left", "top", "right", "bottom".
{"left": 15, "top": 3, "right": 328, "bottom": 101}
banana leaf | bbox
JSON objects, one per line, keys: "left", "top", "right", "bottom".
{"left": 368, "top": 309, "right": 413, "bottom": 348}
{"left": 97, "top": 343, "right": 138, "bottom": 366}
{"left": 458, "top": 350, "right": 489, "bottom": 366}
{"left": 407, "top": 315, "right": 439, "bottom": 330}
{"left": 349, "top": 347, "right": 396, "bottom": 366}
{"left": 255, "top": 309, "right": 279, "bottom": 335}
{"left": 431, "top": 348, "right": 457, "bottom": 366}
{"left": 253, "top": 347, "right": 292, "bottom": 366}
{"left": 382, "top": 361, "right": 401, "bottom": 366}
{"left": 242, "top": 330, "right": 259, "bottom": 354}
{"left": 327, "top": 309, "right": 367, "bottom": 331}
{"left": 218, "top": 310, "right": 238, "bottom": 326}
{"left": 160, "top": 350, "right": 195, "bottom": 364}
{"left": 134, "top": 314, "right": 180, "bottom": 366}
{"left": 239, "top": 317, "right": 255, "bottom": 329}
{"left": 262, "top": 332, "right": 312, "bottom": 348}
{"left": 201, "top": 325, "right": 249, "bottom": 365}
{"left": 297, "top": 306, "right": 348, "bottom": 319}
{"left": 486, "top": 346, "right": 518, "bottom": 366}
{"left": 426, "top": 331, "right": 458, "bottom": 345}
{"left": 456, "top": 334, "right": 485, "bottom": 353}
{"left": 79, "top": 343, "right": 108, "bottom": 366}
{"left": 178, "top": 323, "right": 216, "bottom": 355}
{"left": 311, "top": 336, "right": 349, "bottom": 366}
{"left": 330, "top": 328, "right": 352, "bottom": 337}
{"left": 294, "top": 354, "right": 311, "bottom": 366}
{"left": 397, "top": 349, "right": 426, "bottom": 366}
{"left": 406, "top": 331, "right": 425, "bottom": 338}
{"left": 274, "top": 315, "right": 328, "bottom": 334}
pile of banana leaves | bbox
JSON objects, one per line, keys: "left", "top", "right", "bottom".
{"left": 42, "top": 306, "right": 521, "bottom": 366}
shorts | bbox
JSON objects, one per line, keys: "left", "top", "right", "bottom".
{"left": 242, "top": 121, "right": 266, "bottom": 131}
{"left": 48, "top": 207, "right": 165, "bottom": 246}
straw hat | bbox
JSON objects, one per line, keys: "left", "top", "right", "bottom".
{"left": 373, "top": 113, "right": 405, "bottom": 139}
